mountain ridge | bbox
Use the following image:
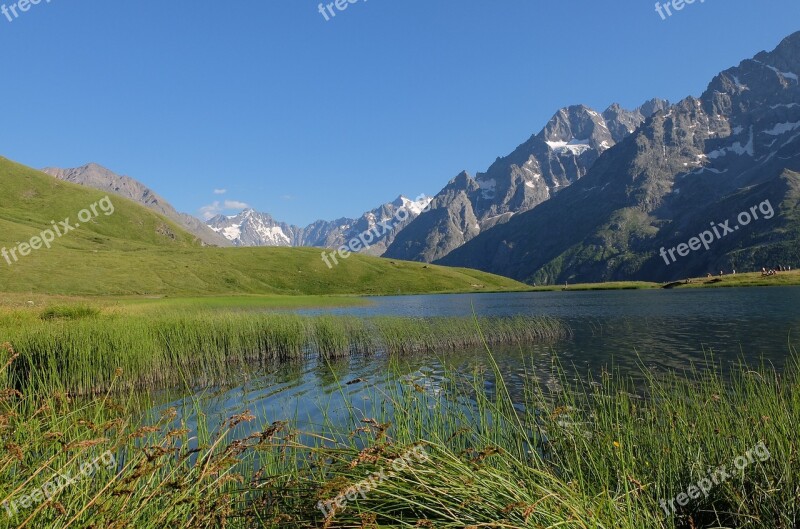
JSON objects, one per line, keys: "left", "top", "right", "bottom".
{"left": 438, "top": 31, "right": 800, "bottom": 283}
{"left": 382, "top": 99, "right": 669, "bottom": 263}
{"left": 41, "top": 163, "right": 232, "bottom": 247}
{"left": 206, "top": 194, "right": 432, "bottom": 254}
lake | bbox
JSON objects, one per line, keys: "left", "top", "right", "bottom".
{"left": 154, "top": 286, "right": 800, "bottom": 436}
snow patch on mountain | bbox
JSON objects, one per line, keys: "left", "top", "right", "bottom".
{"left": 546, "top": 139, "right": 593, "bottom": 156}
{"left": 708, "top": 127, "right": 754, "bottom": 158}
{"left": 764, "top": 121, "right": 800, "bottom": 136}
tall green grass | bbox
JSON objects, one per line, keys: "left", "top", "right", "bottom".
{"left": 2, "top": 312, "right": 567, "bottom": 394}
{"left": 0, "top": 342, "right": 300, "bottom": 529}
{"left": 2, "top": 333, "right": 797, "bottom": 528}
{"left": 275, "top": 350, "right": 799, "bottom": 528}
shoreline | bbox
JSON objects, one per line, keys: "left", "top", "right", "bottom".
{"left": 526, "top": 270, "right": 800, "bottom": 292}
{"left": 1, "top": 270, "right": 799, "bottom": 314}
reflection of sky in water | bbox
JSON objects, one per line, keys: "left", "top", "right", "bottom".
{"left": 149, "top": 287, "right": 800, "bottom": 441}
{"left": 302, "top": 286, "right": 800, "bottom": 371}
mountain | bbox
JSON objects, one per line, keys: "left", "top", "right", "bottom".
{"left": 439, "top": 32, "right": 800, "bottom": 284}
{"left": 41, "top": 163, "right": 231, "bottom": 247}
{"left": 207, "top": 195, "right": 432, "bottom": 255}
{"left": 0, "top": 157, "right": 526, "bottom": 296}
{"left": 383, "top": 99, "right": 668, "bottom": 263}
{"left": 207, "top": 209, "right": 301, "bottom": 247}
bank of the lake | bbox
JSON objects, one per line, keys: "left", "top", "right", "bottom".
{"left": 1, "top": 307, "right": 566, "bottom": 394}
{"left": 1, "top": 339, "right": 797, "bottom": 529}
{"left": 3, "top": 286, "right": 800, "bottom": 528}
{"left": 526, "top": 270, "right": 800, "bottom": 291}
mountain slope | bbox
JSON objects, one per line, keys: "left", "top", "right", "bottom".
{"left": 0, "top": 158, "right": 526, "bottom": 296}
{"left": 439, "top": 32, "right": 800, "bottom": 283}
{"left": 1, "top": 158, "right": 201, "bottom": 252}
{"left": 384, "top": 100, "right": 668, "bottom": 263}
{"left": 42, "top": 163, "right": 232, "bottom": 247}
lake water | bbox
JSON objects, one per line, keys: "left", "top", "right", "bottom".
{"left": 154, "top": 287, "right": 800, "bottom": 436}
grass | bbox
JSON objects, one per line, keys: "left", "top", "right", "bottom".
{"left": 669, "top": 269, "right": 800, "bottom": 289}
{"left": 0, "top": 245, "right": 531, "bottom": 297}
{"left": 530, "top": 281, "right": 659, "bottom": 291}
{"left": 114, "top": 294, "right": 368, "bottom": 312}
{"left": 1, "top": 338, "right": 797, "bottom": 528}
{"left": 518, "top": 271, "right": 800, "bottom": 292}
{"left": 38, "top": 305, "right": 100, "bottom": 321}
{"left": 301, "top": 350, "right": 799, "bottom": 528}
{"left": 0, "top": 157, "right": 529, "bottom": 297}
{"left": 0, "top": 293, "right": 369, "bottom": 319}
{"left": 2, "top": 307, "right": 568, "bottom": 394}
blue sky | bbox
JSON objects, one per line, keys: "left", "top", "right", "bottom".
{"left": 1, "top": 1, "right": 798, "bottom": 226}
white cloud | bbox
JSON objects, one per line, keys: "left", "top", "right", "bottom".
{"left": 198, "top": 199, "right": 250, "bottom": 220}
{"left": 199, "top": 201, "right": 222, "bottom": 220}
{"left": 213, "top": 188, "right": 227, "bottom": 195}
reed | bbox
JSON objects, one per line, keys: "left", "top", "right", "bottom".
{"left": 2, "top": 332, "right": 796, "bottom": 528}
{"left": 2, "top": 311, "right": 567, "bottom": 395}
{"left": 0, "top": 342, "right": 297, "bottom": 529}
{"left": 267, "top": 351, "right": 799, "bottom": 528}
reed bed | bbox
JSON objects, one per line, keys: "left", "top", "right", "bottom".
{"left": 257, "top": 352, "right": 800, "bottom": 528}
{"left": 0, "top": 342, "right": 302, "bottom": 529}
{"left": 1, "top": 337, "right": 798, "bottom": 528}
{"left": 1, "top": 311, "right": 567, "bottom": 395}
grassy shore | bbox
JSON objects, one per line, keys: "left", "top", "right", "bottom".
{"left": 1, "top": 304, "right": 567, "bottom": 394}
{"left": 1, "top": 341, "right": 796, "bottom": 529}
{"left": 528, "top": 270, "right": 800, "bottom": 291}
{"left": 530, "top": 281, "right": 659, "bottom": 291}
{"left": 669, "top": 269, "right": 800, "bottom": 289}
{"left": 0, "top": 292, "right": 369, "bottom": 313}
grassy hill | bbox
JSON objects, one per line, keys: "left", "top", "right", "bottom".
{"left": 0, "top": 157, "right": 527, "bottom": 297}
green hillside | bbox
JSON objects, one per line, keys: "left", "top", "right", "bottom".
{"left": 0, "top": 157, "right": 527, "bottom": 296}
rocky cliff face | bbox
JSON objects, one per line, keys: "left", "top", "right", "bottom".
{"left": 439, "top": 32, "right": 800, "bottom": 283}
{"left": 384, "top": 100, "right": 668, "bottom": 263}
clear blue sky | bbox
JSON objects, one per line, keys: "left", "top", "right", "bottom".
{"left": 1, "top": 0, "right": 798, "bottom": 225}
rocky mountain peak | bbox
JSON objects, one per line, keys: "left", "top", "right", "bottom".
{"left": 541, "top": 105, "right": 608, "bottom": 144}
{"left": 638, "top": 98, "right": 671, "bottom": 118}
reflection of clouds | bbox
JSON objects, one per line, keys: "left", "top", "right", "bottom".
{"left": 400, "top": 368, "right": 445, "bottom": 399}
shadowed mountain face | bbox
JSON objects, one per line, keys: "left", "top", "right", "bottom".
{"left": 42, "top": 164, "right": 232, "bottom": 247}
{"left": 383, "top": 99, "right": 668, "bottom": 263}
{"left": 439, "top": 32, "right": 800, "bottom": 284}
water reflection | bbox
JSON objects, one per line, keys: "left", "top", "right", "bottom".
{"left": 147, "top": 287, "right": 800, "bottom": 440}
